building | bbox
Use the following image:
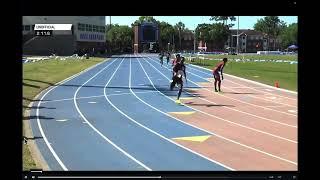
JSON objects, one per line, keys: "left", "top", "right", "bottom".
{"left": 23, "top": 16, "right": 106, "bottom": 56}
{"left": 133, "top": 22, "right": 159, "bottom": 53}
{"left": 226, "top": 29, "right": 281, "bottom": 53}
{"left": 174, "top": 29, "right": 282, "bottom": 53}
{"left": 180, "top": 31, "right": 195, "bottom": 51}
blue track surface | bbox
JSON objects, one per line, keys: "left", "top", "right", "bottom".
{"left": 29, "top": 54, "right": 230, "bottom": 171}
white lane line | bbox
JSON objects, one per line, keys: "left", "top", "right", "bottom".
{"left": 224, "top": 83, "right": 297, "bottom": 108}
{"left": 146, "top": 57, "right": 297, "bottom": 136}
{"left": 41, "top": 95, "right": 105, "bottom": 104}
{"left": 35, "top": 57, "right": 110, "bottom": 170}
{"left": 219, "top": 84, "right": 297, "bottom": 108}
{"left": 41, "top": 91, "right": 157, "bottom": 104}
{"left": 129, "top": 57, "right": 234, "bottom": 170}
{"left": 148, "top": 57, "right": 297, "bottom": 128}
{"left": 144, "top": 57, "right": 297, "bottom": 165}
{"left": 264, "top": 105, "right": 288, "bottom": 108}
{"left": 56, "top": 119, "right": 68, "bottom": 122}
{"left": 224, "top": 79, "right": 297, "bottom": 102}
{"left": 88, "top": 102, "right": 97, "bottom": 104}
{"left": 115, "top": 91, "right": 122, "bottom": 93}
{"left": 85, "top": 56, "right": 151, "bottom": 171}
{"left": 218, "top": 86, "right": 264, "bottom": 89}
{"left": 288, "top": 110, "right": 297, "bottom": 113}
{"left": 266, "top": 97, "right": 277, "bottom": 100}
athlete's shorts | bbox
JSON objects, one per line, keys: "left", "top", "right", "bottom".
{"left": 213, "top": 71, "right": 221, "bottom": 80}
{"left": 172, "top": 75, "right": 183, "bottom": 84}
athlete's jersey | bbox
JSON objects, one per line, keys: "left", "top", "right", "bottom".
{"left": 213, "top": 61, "right": 225, "bottom": 73}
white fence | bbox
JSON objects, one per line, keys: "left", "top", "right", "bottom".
{"left": 23, "top": 54, "right": 89, "bottom": 63}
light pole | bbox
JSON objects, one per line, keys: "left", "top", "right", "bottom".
{"left": 193, "top": 30, "right": 196, "bottom": 54}
{"left": 236, "top": 16, "right": 239, "bottom": 54}
{"left": 173, "top": 34, "right": 175, "bottom": 52}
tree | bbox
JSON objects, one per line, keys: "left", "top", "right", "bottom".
{"left": 210, "top": 16, "right": 236, "bottom": 28}
{"left": 158, "top": 21, "right": 175, "bottom": 50}
{"left": 195, "top": 23, "right": 230, "bottom": 51}
{"left": 195, "top": 23, "right": 211, "bottom": 42}
{"left": 131, "top": 16, "right": 159, "bottom": 27}
{"left": 208, "top": 23, "right": 230, "bottom": 50}
{"left": 254, "top": 16, "right": 286, "bottom": 50}
{"left": 174, "top": 21, "right": 186, "bottom": 50}
{"left": 279, "top": 23, "right": 297, "bottom": 50}
{"left": 106, "top": 24, "right": 133, "bottom": 53}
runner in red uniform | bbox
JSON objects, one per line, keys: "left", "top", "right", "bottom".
{"left": 212, "top": 58, "right": 228, "bottom": 92}
{"left": 171, "top": 54, "right": 181, "bottom": 76}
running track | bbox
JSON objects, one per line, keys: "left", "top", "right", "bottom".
{"left": 28, "top": 54, "right": 297, "bottom": 171}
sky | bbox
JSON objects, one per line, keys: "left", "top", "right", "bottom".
{"left": 106, "top": 16, "right": 298, "bottom": 30}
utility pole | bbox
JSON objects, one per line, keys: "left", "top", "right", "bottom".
{"left": 237, "top": 16, "right": 239, "bottom": 54}
{"left": 193, "top": 30, "right": 196, "bottom": 54}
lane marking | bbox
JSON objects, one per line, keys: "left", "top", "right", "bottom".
{"left": 148, "top": 57, "right": 296, "bottom": 127}
{"left": 41, "top": 91, "right": 156, "bottom": 104}
{"left": 88, "top": 102, "right": 97, "bottom": 104}
{"left": 115, "top": 91, "right": 122, "bottom": 93}
{"left": 211, "top": 86, "right": 263, "bottom": 89}
{"left": 223, "top": 78, "right": 296, "bottom": 101}
{"left": 265, "top": 105, "right": 288, "bottom": 108}
{"left": 108, "top": 57, "right": 233, "bottom": 170}
{"left": 266, "top": 97, "right": 277, "bottom": 100}
{"left": 41, "top": 95, "right": 105, "bottom": 104}
{"left": 97, "top": 56, "right": 152, "bottom": 170}
{"left": 288, "top": 110, "right": 297, "bottom": 113}
{"left": 144, "top": 57, "right": 297, "bottom": 165}
{"left": 35, "top": 57, "right": 110, "bottom": 171}
{"left": 172, "top": 135, "right": 211, "bottom": 142}
{"left": 169, "top": 111, "right": 195, "bottom": 115}
{"left": 56, "top": 119, "right": 68, "bottom": 122}
{"left": 178, "top": 97, "right": 194, "bottom": 100}
{"left": 146, "top": 57, "right": 298, "bottom": 141}
{"left": 74, "top": 56, "right": 151, "bottom": 170}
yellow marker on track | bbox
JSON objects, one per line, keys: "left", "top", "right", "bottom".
{"left": 172, "top": 135, "right": 211, "bottom": 142}
{"left": 169, "top": 111, "right": 195, "bottom": 115}
{"left": 179, "top": 97, "right": 194, "bottom": 100}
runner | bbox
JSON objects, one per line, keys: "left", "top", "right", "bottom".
{"left": 212, "top": 58, "right": 228, "bottom": 92}
{"left": 166, "top": 52, "right": 171, "bottom": 65}
{"left": 159, "top": 52, "right": 164, "bottom": 67}
{"left": 170, "top": 56, "right": 187, "bottom": 104}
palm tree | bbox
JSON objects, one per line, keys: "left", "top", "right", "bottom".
{"left": 175, "top": 21, "right": 185, "bottom": 51}
{"left": 210, "top": 16, "right": 236, "bottom": 28}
